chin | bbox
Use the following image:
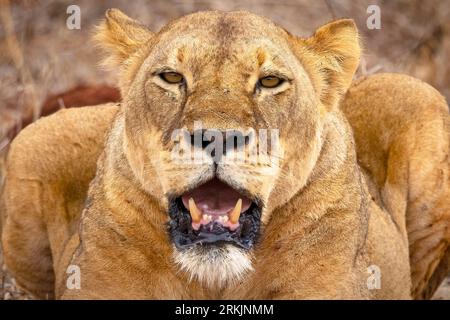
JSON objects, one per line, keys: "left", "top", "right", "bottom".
{"left": 173, "top": 243, "right": 254, "bottom": 289}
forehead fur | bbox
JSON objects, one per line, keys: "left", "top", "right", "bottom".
{"left": 158, "top": 11, "right": 289, "bottom": 41}
{"left": 151, "top": 11, "right": 293, "bottom": 71}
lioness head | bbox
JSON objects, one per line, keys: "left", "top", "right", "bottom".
{"left": 96, "top": 9, "right": 360, "bottom": 288}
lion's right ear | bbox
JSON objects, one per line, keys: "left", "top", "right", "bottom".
{"left": 94, "top": 9, "right": 154, "bottom": 69}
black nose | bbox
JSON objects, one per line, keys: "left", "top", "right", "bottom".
{"left": 190, "top": 129, "right": 251, "bottom": 154}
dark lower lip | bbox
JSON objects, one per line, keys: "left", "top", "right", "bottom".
{"left": 167, "top": 198, "right": 262, "bottom": 250}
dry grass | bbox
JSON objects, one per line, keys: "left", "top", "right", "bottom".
{"left": 0, "top": 0, "right": 449, "bottom": 300}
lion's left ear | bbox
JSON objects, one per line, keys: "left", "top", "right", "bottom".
{"left": 94, "top": 8, "right": 154, "bottom": 72}
{"left": 296, "top": 19, "right": 361, "bottom": 109}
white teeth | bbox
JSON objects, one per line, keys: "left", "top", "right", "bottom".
{"left": 229, "top": 199, "right": 242, "bottom": 224}
{"left": 193, "top": 205, "right": 237, "bottom": 226}
{"left": 188, "top": 198, "right": 202, "bottom": 223}
{"left": 202, "top": 214, "right": 212, "bottom": 222}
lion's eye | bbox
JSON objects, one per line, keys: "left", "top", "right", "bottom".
{"left": 259, "top": 76, "right": 283, "bottom": 88}
{"left": 160, "top": 72, "right": 184, "bottom": 84}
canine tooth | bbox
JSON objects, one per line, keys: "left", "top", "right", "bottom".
{"left": 202, "top": 214, "right": 208, "bottom": 221}
{"left": 188, "top": 198, "right": 202, "bottom": 223}
{"left": 229, "top": 199, "right": 242, "bottom": 224}
{"left": 222, "top": 216, "right": 229, "bottom": 223}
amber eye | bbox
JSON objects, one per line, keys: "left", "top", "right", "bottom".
{"left": 160, "top": 72, "right": 184, "bottom": 84}
{"left": 259, "top": 76, "right": 284, "bottom": 88}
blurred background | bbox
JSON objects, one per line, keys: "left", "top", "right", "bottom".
{"left": 0, "top": 0, "right": 449, "bottom": 299}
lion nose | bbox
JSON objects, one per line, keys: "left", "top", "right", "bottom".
{"left": 190, "top": 129, "right": 252, "bottom": 154}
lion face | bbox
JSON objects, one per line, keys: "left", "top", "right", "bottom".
{"left": 97, "top": 9, "right": 360, "bottom": 287}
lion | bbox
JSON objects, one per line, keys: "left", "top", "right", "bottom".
{"left": 1, "top": 9, "right": 449, "bottom": 299}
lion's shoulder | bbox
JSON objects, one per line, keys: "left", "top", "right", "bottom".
{"left": 7, "top": 103, "right": 119, "bottom": 181}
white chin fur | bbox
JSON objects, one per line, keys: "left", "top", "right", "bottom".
{"left": 173, "top": 244, "right": 253, "bottom": 288}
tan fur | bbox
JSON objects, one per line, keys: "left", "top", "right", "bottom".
{"left": 341, "top": 73, "right": 450, "bottom": 299}
{"left": 1, "top": 10, "right": 449, "bottom": 299}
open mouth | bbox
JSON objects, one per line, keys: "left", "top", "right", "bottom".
{"left": 168, "top": 178, "right": 262, "bottom": 250}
